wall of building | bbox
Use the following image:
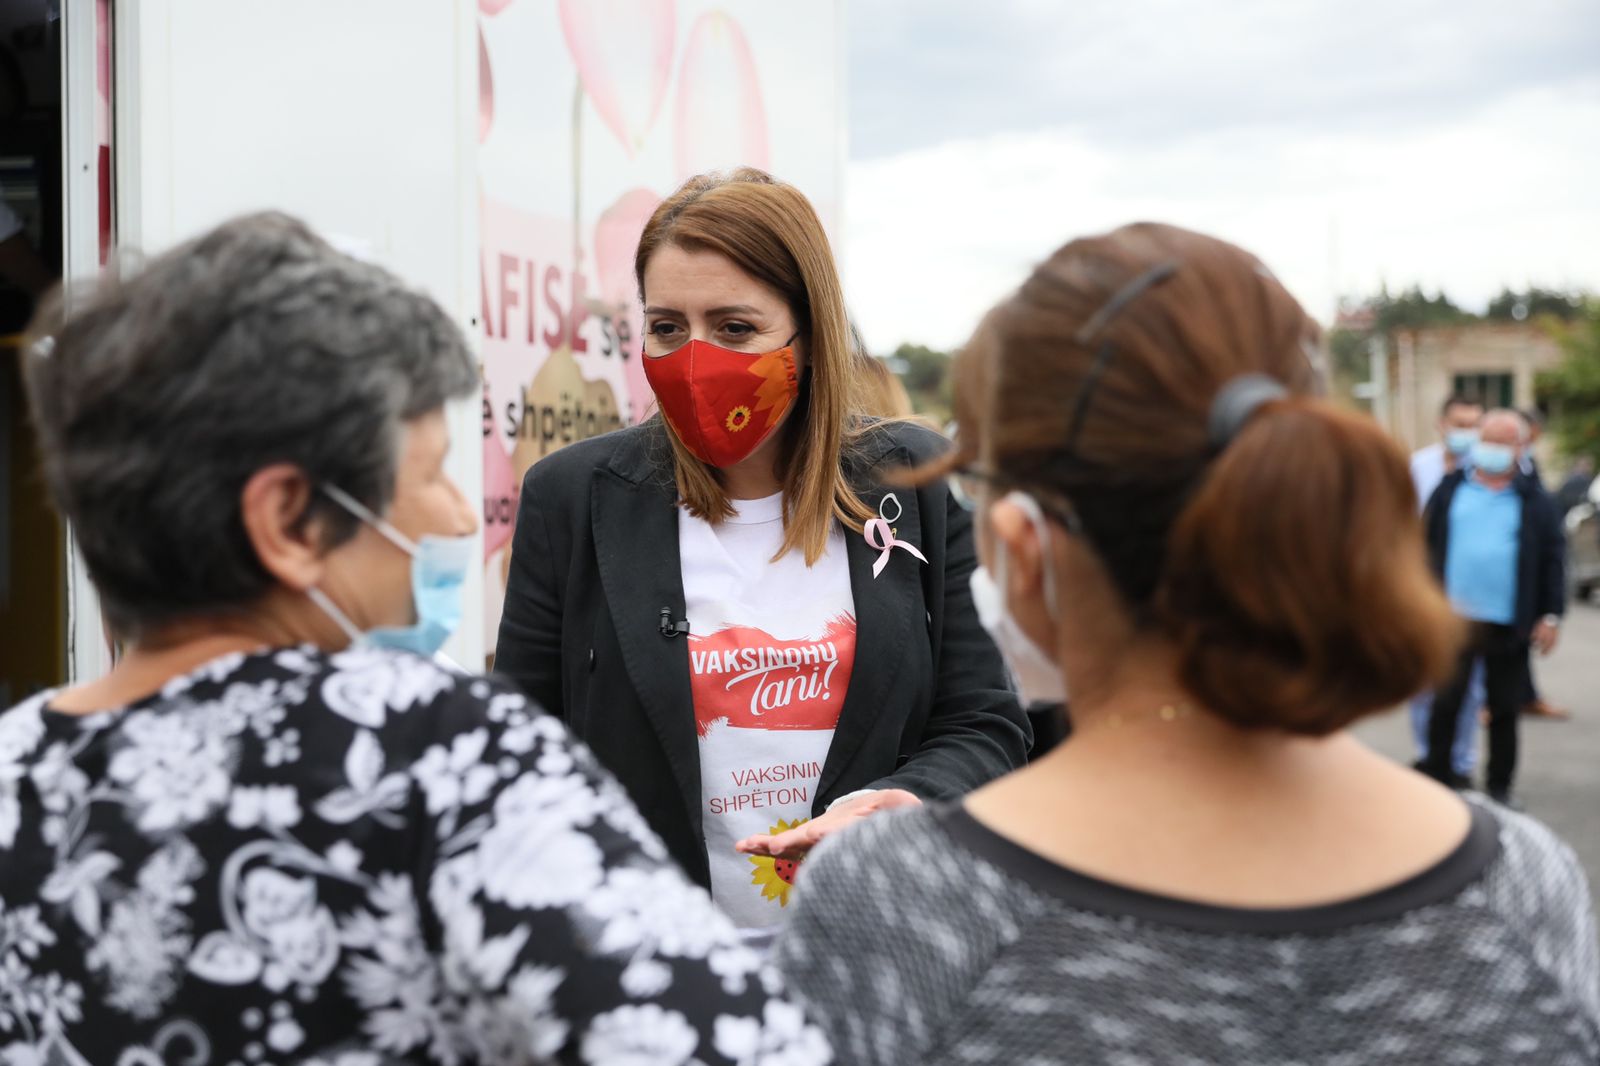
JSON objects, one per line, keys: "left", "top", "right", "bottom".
{"left": 1383, "top": 322, "right": 1563, "bottom": 471}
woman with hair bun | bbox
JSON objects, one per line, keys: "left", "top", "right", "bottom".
{"left": 776, "top": 223, "right": 1600, "bottom": 1064}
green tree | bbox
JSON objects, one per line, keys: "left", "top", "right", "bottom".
{"left": 1536, "top": 300, "right": 1600, "bottom": 464}
{"left": 1487, "top": 287, "right": 1586, "bottom": 323}
{"left": 1327, "top": 327, "right": 1370, "bottom": 394}
{"left": 1370, "top": 285, "right": 1477, "bottom": 333}
{"left": 890, "top": 342, "right": 953, "bottom": 420}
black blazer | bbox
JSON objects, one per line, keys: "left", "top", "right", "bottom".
{"left": 1423, "top": 470, "right": 1565, "bottom": 638}
{"left": 494, "top": 419, "right": 1031, "bottom": 887}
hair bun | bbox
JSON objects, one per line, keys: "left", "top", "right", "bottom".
{"left": 1160, "top": 399, "right": 1462, "bottom": 734}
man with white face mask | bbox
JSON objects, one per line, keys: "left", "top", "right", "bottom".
{"left": 1420, "top": 409, "right": 1567, "bottom": 808}
{"left": 1412, "top": 394, "right": 1484, "bottom": 502}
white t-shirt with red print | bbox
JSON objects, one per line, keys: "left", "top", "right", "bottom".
{"left": 679, "top": 492, "right": 857, "bottom": 938}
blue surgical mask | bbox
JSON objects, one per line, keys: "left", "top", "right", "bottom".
{"left": 1445, "top": 428, "right": 1479, "bottom": 457}
{"left": 308, "top": 484, "right": 474, "bottom": 657}
{"left": 1470, "top": 441, "right": 1516, "bottom": 476}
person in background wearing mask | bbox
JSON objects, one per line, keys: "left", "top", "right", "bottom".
{"left": 8, "top": 214, "right": 829, "bottom": 1065}
{"left": 1412, "top": 393, "right": 1484, "bottom": 501}
{"left": 494, "top": 169, "right": 1028, "bottom": 948}
{"left": 1421, "top": 409, "right": 1567, "bottom": 807}
{"left": 1408, "top": 394, "right": 1486, "bottom": 783}
{"left": 776, "top": 224, "right": 1599, "bottom": 1064}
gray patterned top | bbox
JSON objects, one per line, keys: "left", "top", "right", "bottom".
{"left": 775, "top": 795, "right": 1600, "bottom": 1065}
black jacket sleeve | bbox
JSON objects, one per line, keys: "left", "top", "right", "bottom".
{"left": 493, "top": 462, "right": 569, "bottom": 718}
{"left": 1534, "top": 491, "right": 1567, "bottom": 621}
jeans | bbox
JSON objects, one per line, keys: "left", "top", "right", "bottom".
{"left": 1409, "top": 659, "right": 1483, "bottom": 775}
{"left": 1425, "top": 623, "right": 1529, "bottom": 794}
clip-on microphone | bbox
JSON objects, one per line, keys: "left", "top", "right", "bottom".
{"left": 658, "top": 607, "right": 691, "bottom": 639}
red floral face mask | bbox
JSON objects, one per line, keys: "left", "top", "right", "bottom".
{"left": 642, "top": 334, "right": 800, "bottom": 468}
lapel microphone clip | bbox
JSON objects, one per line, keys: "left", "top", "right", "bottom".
{"left": 658, "top": 607, "right": 691, "bottom": 639}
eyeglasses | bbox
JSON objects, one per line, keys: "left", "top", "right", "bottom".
{"left": 947, "top": 464, "right": 1083, "bottom": 535}
{"left": 946, "top": 465, "right": 988, "bottom": 513}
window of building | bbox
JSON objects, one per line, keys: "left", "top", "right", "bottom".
{"left": 1452, "top": 372, "right": 1513, "bottom": 409}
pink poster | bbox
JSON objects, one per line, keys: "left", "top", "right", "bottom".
{"left": 476, "top": 1, "right": 844, "bottom": 653}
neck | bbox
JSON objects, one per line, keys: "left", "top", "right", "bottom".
{"left": 718, "top": 433, "right": 785, "bottom": 501}
{"left": 1056, "top": 637, "right": 1256, "bottom": 749}
{"left": 48, "top": 597, "right": 343, "bottom": 714}
{"left": 1058, "top": 633, "right": 1182, "bottom": 715}
{"left": 1474, "top": 468, "right": 1513, "bottom": 490}
{"left": 1045, "top": 649, "right": 1321, "bottom": 782}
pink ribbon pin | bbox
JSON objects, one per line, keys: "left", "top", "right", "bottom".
{"left": 865, "top": 494, "right": 927, "bottom": 578}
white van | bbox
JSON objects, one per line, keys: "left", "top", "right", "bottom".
{"left": 0, "top": 0, "right": 845, "bottom": 701}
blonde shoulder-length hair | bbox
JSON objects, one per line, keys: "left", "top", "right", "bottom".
{"left": 635, "top": 168, "right": 875, "bottom": 565}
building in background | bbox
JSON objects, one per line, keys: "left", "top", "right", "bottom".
{"left": 1368, "top": 322, "right": 1563, "bottom": 470}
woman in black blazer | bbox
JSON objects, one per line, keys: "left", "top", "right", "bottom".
{"left": 495, "top": 168, "right": 1029, "bottom": 937}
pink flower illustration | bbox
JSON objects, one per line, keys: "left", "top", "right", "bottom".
{"left": 558, "top": 0, "right": 677, "bottom": 157}
{"left": 674, "top": 12, "right": 770, "bottom": 181}
{"left": 478, "top": 26, "right": 495, "bottom": 144}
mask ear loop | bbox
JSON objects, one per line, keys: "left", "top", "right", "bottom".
{"left": 308, "top": 484, "right": 420, "bottom": 649}
{"left": 306, "top": 586, "right": 365, "bottom": 646}
{"left": 1001, "top": 491, "right": 1060, "bottom": 621}
{"left": 321, "top": 483, "right": 419, "bottom": 556}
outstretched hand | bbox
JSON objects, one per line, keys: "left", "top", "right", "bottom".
{"left": 734, "top": 788, "right": 922, "bottom": 861}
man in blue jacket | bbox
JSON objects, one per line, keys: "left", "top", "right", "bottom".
{"left": 1421, "top": 409, "right": 1566, "bottom": 808}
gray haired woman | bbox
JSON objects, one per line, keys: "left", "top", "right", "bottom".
{"left": 5, "top": 213, "right": 829, "bottom": 1066}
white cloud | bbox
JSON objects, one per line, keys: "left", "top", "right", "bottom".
{"left": 843, "top": 81, "right": 1600, "bottom": 350}
{"left": 849, "top": 0, "right": 1600, "bottom": 157}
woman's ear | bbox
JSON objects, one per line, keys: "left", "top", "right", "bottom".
{"left": 239, "top": 465, "right": 326, "bottom": 592}
{"left": 987, "top": 495, "right": 1045, "bottom": 603}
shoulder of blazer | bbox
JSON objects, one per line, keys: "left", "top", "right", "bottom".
{"left": 1512, "top": 473, "right": 1549, "bottom": 502}
{"left": 845, "top": 418, "right": 955, "bottom": 484}
{"left": 520, "top": 421, "right": 675, "bottom": 497}
{"left": 1424, "top": 471, "right": 1466, "bottom": 547}
{"left": 1431, "top": 469, "right": 1468, "bottom": 511}
{"left": 1514, "top": 476, "right": 1560, "bottom": 529}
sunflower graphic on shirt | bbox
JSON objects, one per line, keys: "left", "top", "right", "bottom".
{"left": 748, "top": 817, "right": 806, "bottom": 906}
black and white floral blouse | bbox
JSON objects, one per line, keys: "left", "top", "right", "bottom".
{"left": 0, "top": 645, "right": 831, "bottom": 1066}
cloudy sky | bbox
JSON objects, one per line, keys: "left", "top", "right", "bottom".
{"left": 843, "top": 0, "right": 1600, "bottom": 351}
